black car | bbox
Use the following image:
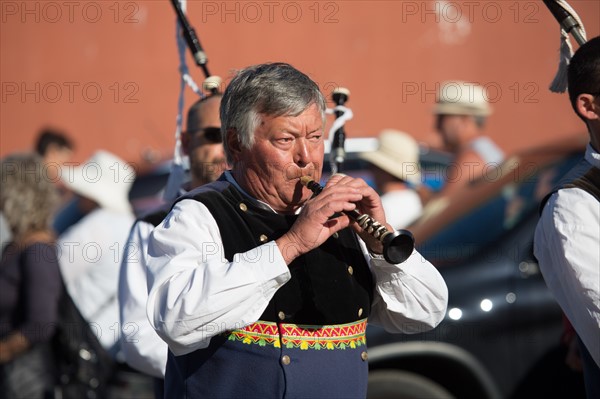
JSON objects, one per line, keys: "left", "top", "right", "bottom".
{"left": 365, "top": 135, "right": 588, "bottom": 399}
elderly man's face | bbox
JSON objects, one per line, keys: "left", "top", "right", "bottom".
{"left": 234, "top": 103, "right": 324, "bottom": 213}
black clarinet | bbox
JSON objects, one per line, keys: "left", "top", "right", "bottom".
{"left": 330, "top": 87, "right": 350, "bottom": 174}
{"left": 300, "top": 176, "right": 415, "bottom": 264}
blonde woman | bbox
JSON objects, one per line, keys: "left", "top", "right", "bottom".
{"left": 0, "top": 153, "right": 62, "bottom": 399}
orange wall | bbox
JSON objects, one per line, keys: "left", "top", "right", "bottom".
{"left": 1, "top": 0, "right": 599, "bottom": 169}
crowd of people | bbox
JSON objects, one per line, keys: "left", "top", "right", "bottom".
{"left": 1, "top": 36, "right": 598, "bottom": 399}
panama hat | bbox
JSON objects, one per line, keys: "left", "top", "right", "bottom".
{"left": 359, "top": 129, "right": 421, "bottom": 186}
{"left": 63, "top": 150, "right": 135, "bottom": 214}
{"left": 434, "top": 81, "right": 492, "bottom": 117}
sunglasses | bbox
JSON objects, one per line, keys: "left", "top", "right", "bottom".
{"left": 187, "top": 127, "right": 222, "bottom": 144}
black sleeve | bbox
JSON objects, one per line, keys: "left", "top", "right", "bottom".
{"left": 19, "top": 242, "right": 63, "bottom": 344}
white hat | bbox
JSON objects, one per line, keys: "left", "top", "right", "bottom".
{"left": 63, "top": 150, "right": 135, "bottom": 214}
{"left": 359, "top": 129, "right": 421, "bottom": 186}
{"left": 434, "top": 81, "right": 492, "bottom": 117}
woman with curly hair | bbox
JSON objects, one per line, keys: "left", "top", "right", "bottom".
{"left": 0, "top": 153, "right": 63, "bottom": 399}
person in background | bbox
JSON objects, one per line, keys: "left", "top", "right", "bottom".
{"left": 0, "top": 153, "right": 62, "bottom": 399}
{"left": 34, "top": 128, "right": 75, "bottom": 183}
{"left": 34, "top": 128, "right": 84, "bottom": 236}
{"left": 534, "top": 36, "right": 600, "bottom": 399}
{"left": 0, "top": 129, "right": 75, "bottom": 252}
{"left": 118, "top": 93, "right": 226, "bottom": 398}
{"left": 359, "top": 129, "right": 426, "bottom": 229}
{"left": 57, "top": 150, "right": 135, "bottom": 357}
{"left": 145, "top": 62, "right": 448, "bottom": 398}
{"left": 433, "top": 81, "right": 505, "bottom": 196}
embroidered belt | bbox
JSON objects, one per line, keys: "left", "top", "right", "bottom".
{"left": 226, "top": 319, "right": 367, "bottom": 350}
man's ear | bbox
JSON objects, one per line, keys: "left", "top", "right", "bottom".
{"left": 226, "top": 129, "right": 242, "bottom": 161}
{"left": 576, "top": 94, "right": 600, "bottom": 121}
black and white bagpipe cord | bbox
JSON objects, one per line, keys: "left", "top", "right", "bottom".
{"left": 164, "top": 0, "right": 221, "bottom": 200}
{"left": 327, "top": 88, "right": 353, "bottom": 175}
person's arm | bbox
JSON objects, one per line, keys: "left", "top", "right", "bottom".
{"left": 534, "top": 189, "right": 600, "bottom": 367}
{"left": 360, "top": 240, "right": 448, "bottom": 333}
{"left": 332, "top": 174, "right": 447, "bottom": 331}
{"left": 146, "top": 200, "right": 292, "bottom": 356}
{"left": 0, "top": 243, "right": 63, "bottom": 363}
{"left": 118, "top": 221, "right": 167, "bottom": 378}
{"left": 295, "top": 174, "right": 448, "bottom": 331}
{"left": 58, "top": 211, "right": 134, "bottom": 350}
{"left": 438, "top": 149, "right": 487, "bottom": 197}
{"left": 0, "top": 331, "right": 29, "bottom": 364}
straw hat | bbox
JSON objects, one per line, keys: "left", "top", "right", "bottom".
{"left": 63, "top": 150, "right": 135, "bottom": 214}
{"left": 434, "top": 81, "right": 492, "bottom": 117}
{"left": 359, "top": 129, "right": 421, "bottom": 185}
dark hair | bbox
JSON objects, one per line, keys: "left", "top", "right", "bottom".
{"left": 35, "top": 128, "right": 74, "bottom": 156}
{"left": 185, "top": 93, "right": 223, "bottom": 133}
{"left": 568, "top": 36, "right": 600, "bottom": 119}
{"left": 220, "top": 62, "right": 326, "bottom": 165}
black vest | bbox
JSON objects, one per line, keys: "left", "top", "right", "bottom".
{"left": 540, "top": 158, "right": 600, "bottom": 213}
{"left": 183, "top": 179, "right": 374, "bottom": 325}
{"left": 164, "top": 179, "right": 375, "bottom": 398}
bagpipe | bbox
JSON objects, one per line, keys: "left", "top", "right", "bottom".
{"left": 164, "top": 0, "right": 222, "bottom": 200}
{"left": 170, "top": 0, "right": 222, "bottom": 95}
{"left": 542, "top": 0, "right": 588, "bottom": 93}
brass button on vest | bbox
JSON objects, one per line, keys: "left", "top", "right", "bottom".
{"left": 358, "top": 307, "right": 363, "bottom": 317}
{"left": 278, "top": 311, "right": 286, "bottom": 321}
{"left": 239, "top": 203, "right": 248, "bottom": 212}
{"left": 281, "top": 355, "right": 291, "bottom": 365}
{"left": 347, "top": 265, "right": 354, "bottom": 275}
{"left": 259, "top": 234, "right": 268, "bottom": 242}
{"left": 361, "top": 351, "right": 368, "bottom": 361}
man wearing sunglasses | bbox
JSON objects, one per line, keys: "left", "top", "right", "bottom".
{"left": 182, "top": 97, "right": 227, "bottom": 189}
{"left": 118, "top": 94, "right": 226, "bottom": 399}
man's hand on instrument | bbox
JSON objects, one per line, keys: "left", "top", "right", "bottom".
{"left": 326, "top": 174, "right": 392, "bottom": 254}
{"left": 275, "top": 177, "right": 362, "bottom": 264}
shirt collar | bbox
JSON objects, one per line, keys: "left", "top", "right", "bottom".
{"left": 223, "top": 171, "right": 303, "bottom": 215}
{"left": 584, "top": 143, "right": 600, "bottom": 169}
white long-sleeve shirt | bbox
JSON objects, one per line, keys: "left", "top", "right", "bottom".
{"left": 534, "top": 144, "right": 600, "bottom": 368}
{"left": 146, "top": 183, "right": 448, "bottom": 357}
{"left": 118, "top": 220, "right": 167, "bottom": 378}
{"left": 58, "top": 208, "right": 134, "bottom": 351}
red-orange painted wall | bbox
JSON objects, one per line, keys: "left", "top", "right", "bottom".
{"left": 1, "top": 1, "right": 599, "bottom": 169}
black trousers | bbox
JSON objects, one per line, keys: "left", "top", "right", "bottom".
{"left": 579, "top": 337, "right": 600, "bottom": 399}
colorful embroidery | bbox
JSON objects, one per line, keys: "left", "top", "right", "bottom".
{"left": 226, "top": 319, "right": 367, "bottom": 350}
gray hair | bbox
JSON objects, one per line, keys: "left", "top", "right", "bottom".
{"left": 220, "top": 63, "right": 326, "bottom": 164}
{"left": 0, "top": 153, "right": 59, "bottom": 240}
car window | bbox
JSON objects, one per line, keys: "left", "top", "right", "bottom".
{"left": 418, "top": 153, "right": 582, "bottom": 266}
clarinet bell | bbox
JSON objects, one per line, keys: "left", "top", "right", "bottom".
{"left": 382, "top": 229, "right": 415, "bottom": 264}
